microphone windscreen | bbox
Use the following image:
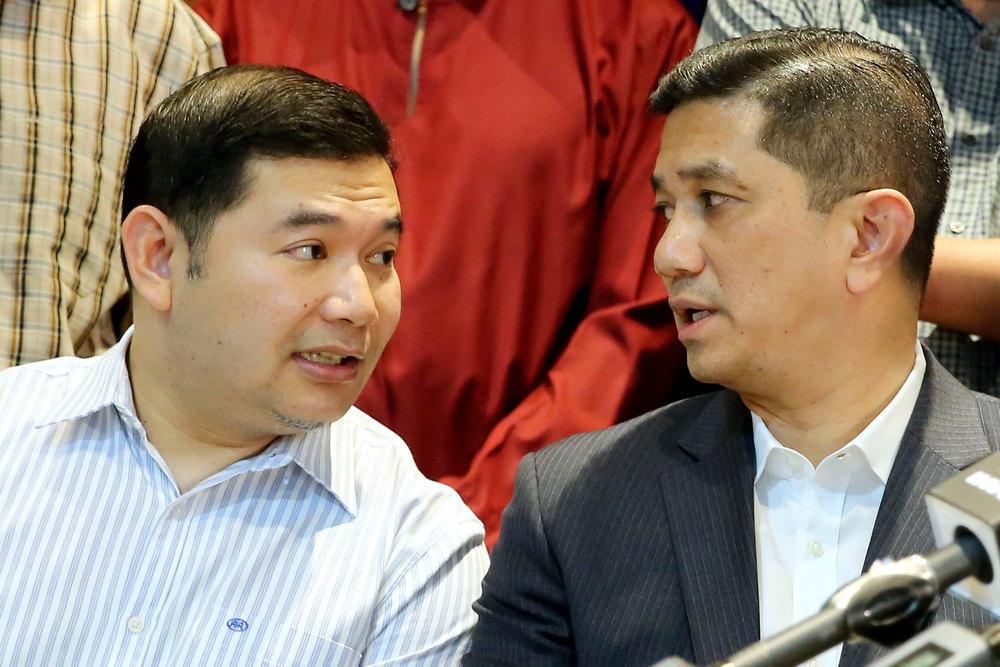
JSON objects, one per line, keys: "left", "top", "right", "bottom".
{"left": 926, "top": 452, "right": 1000, "bottom": 616}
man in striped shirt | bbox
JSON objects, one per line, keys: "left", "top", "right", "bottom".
{"left": 0, "top": 65, "right": 487, "bottom": 665}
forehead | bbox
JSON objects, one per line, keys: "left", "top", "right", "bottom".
{"left": 653, "top": 96, "right": 770, "bottom": 188}
{"left": 238, "top": 156, "right": 400, "bottom": 213}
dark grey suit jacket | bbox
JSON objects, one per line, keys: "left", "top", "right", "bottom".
{"left": 464, "top": 352, "right": 1000, "bottom": 666}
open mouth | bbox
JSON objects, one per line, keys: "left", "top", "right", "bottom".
{"left": 684, "top": 309, "right": 713, "bottom": 324}
{"left": 299, "top": 351, "right": 361, "bottom": 366}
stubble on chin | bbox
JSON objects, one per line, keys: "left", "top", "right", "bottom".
{"left": 271, "top": 411, "right": 327, "bottom": 433}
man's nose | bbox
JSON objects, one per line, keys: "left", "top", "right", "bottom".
{"left": 653, "top": 214, "right": 705, "bottom": 284}
{"left": 318, "top": 263, "right": 379, "bottom": 327}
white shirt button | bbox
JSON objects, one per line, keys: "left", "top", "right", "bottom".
{"left": 127, "top": 616, "right": 145, "bottom": 634}
{"left": 172, "top": 504, "right": 188, "bottom": 520}
{"left": 807, "top": 659, "right": 822, "bottom": 667}
{"left": 949, "top": 220, "right": 966, "bottom": 234}
{"left": 787, "top": 459, "right": 804, "bottom": 477}
{"left": 807, "top": 539, "right": 825, "bottom": 557}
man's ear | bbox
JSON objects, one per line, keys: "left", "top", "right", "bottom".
{"left": 121, "top": 205, "right": 182, "bottom": 312}
{"left": 844, "top": 188, "right": 915, "bottom": 295}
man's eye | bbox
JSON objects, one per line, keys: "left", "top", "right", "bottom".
{"left": 702, "top": 192, "right": 729, "bottom": 209}
{"left": 370, "top": 249, "right": 396, "bottom": 266}
{"left": 653, "top": 204, "right": 674, "bottom": 226}
{"left": 288, "top": 244, "right": 326, "bottom": 260}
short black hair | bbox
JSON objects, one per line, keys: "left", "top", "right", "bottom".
{"left": 650, "top": 28, "right": 947, "bottom": 291}
{"left": 122, "top": 64, "right": 394, "bottom": 279}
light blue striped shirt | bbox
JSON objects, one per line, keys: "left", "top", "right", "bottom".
{"left": 0, "top": 329, "right": 488, "bottom": 665}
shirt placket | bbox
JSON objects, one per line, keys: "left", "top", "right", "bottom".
{"left": 113, "top": 491, "right": 198, "bottom": 664}
{"left": 792, "top": 470, "right": 847, "bottom": 667}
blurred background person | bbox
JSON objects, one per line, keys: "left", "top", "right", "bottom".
{"left": 193, "top": 0, "right": 701, "bottom": 546}
{"left": 0, "top": 0, "right": 223, "bottom": 367}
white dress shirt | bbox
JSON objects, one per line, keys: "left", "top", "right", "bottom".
{"left": 0, "top": 329, "right": 488, "bottom": 665}
{"left": 753, "top": 344, "right": 926, "bottom": 667}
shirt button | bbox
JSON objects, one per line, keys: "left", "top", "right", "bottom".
{"left": 949, "top": 220, "right": 966, "bottom": 234}
{"left": 127, "top": 616, "right": 145, "bottom": 634}
{"left": 961, "top": 133, "right": 978, "bottom": 147}
{"left": 981, "top": 34, "right": 996, "bottom": 51}
{"left": 172, "top": 505, "right": 188, "bottom": 520}
{"left": 807, "top": 539, "right": 825, "bottom": 557}
{"left": 807, "top": 659, "right": 822, "bottom": 667}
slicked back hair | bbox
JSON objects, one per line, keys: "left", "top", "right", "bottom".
{"left": 121, "top": 64, "right": 395, "bottom": 280}
{"left": 649, "top": 28, "right": 947, "bottom": 291}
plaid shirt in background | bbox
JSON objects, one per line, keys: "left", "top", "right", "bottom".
{"left": 697, "top": 0, "right": 1000, "bottom": 396}
{"left": 0, "top": 0, "right": 223, "bottom": 368}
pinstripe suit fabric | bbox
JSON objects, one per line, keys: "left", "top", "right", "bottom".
{"left": 464, "top": 350, "right": 1000, "bottom": 666}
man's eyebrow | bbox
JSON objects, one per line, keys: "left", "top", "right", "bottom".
{"left": 384, "top": 216, "right": 403, "bottom": 235}
{"left": 676, "top": 162, "right": 745, "bottom": 188}
{"left": 651, "top": 162, "right": 745, "bottom": 193}
{"left": 281, "top": 210, "right": 403, "bottom": 234}
{"left": 282, "top": 210, "right": 340, "bottom": 227}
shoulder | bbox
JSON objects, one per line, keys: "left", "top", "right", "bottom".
{"left": 0, "top": 355, "right": 94, "bottom": 413}
{"left": 325, "top": 408, "right": 487, "bottom": 604}
{"left": 507, "top": 389, "right": 741, "bottom": 532}
{"left": 333, "top": 407, "right": 485, "bottom": 540}
{"left": 117, "top": 0, "right": 226, "bottom": 86}
{"left": 911, "top": 348, "right": 1000, "bottom": 465}
{"left": 337, "top": 406, "right": 412, "bottom": 450}
{"left": 531, "top": 390, "right": 733, "bottom": 477}
{"left": 0, "top": 355, "right": 112, "bottom": 454}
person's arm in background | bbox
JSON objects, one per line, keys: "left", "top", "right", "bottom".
{"left": 187, "top": 0, "right": 240, "bottom": 62}
{"left": 140, "top": 1, "right": 227, "bottom": 109}
{"left": 920, "top": 237, "right": 1000, "bottom": 342}
{"left": 443, "top": 3, "right": 698, "bottom": 548}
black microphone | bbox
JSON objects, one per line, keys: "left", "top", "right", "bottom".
{"left": 649, "top": 452, "right": 1000, "bottom": 667}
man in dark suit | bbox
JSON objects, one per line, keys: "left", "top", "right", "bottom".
{"left": 463, "top": 28, "right": 1000, "bottom": 667}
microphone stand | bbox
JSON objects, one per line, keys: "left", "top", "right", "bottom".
{"left": 652, "top": 533, "right": 991, "bottom": 667}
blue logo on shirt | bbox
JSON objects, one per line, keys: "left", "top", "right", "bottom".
{"left": 226, "top": 618, "right": 249, "bottom": 632}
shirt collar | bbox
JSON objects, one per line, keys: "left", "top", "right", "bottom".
{"left": 36, "top": 326, "right": 357, "bottom": 516}
{"left": 262, "top": 418, "right": 359, "bottom": 517}
{"left": 36, "top": 326, "right": 138, "bottom": 428}
{"left": 753, "top": 342, "right": 927, "bottom": 484}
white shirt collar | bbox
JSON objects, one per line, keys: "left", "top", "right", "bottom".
{"left": 753, "top": 342, "right": 927, "bottom": 483}
{"left": 33, "top": 326, "right": 355, "bottom": 513}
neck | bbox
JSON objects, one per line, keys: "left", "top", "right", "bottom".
{"left": 127, "top": 333, "right": 274, "bottom": 494}
{"left": 741, "top": 341, "right": 917, "bottom": 467}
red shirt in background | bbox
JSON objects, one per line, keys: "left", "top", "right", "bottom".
{"left": 194, "top": 0, "right": 697, "bottom": 546}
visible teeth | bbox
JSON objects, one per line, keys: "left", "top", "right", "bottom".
{"left": 691, "top": 310, "right": 711, "bottom": 323}
{"left": 303, "top": 351, "right": 346, "bottom": 365}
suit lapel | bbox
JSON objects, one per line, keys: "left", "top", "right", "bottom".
{"left": 841, "top": 351, "right": 994, "bottom": 666}
{"left": 660, "top": 391, "right": 760, "bottom": 664}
